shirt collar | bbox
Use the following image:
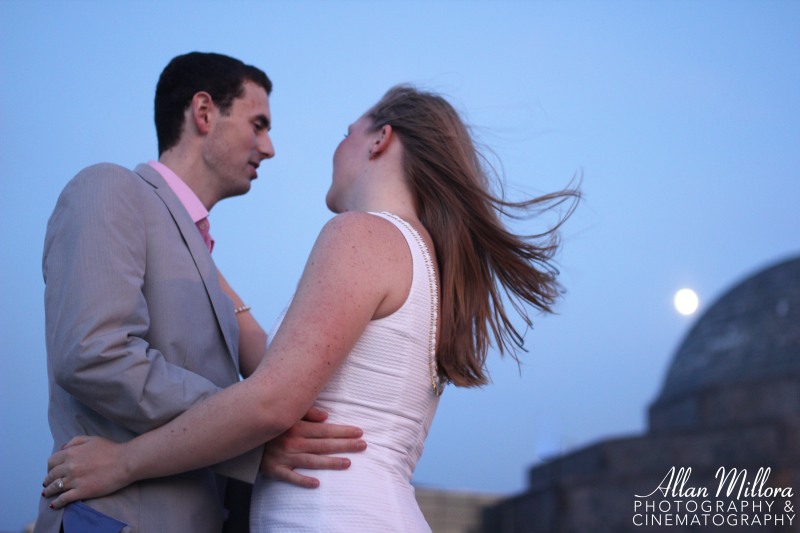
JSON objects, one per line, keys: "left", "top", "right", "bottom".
{"left": 148, "top": 160, "right": 209, "bottom": 224}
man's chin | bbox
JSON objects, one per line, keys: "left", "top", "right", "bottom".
{"left": 222, "top": 182, "right": 252, "bottom": 201}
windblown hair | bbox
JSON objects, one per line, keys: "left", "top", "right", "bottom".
{"left": 367, "top": 85, "right": 579, "bottom": 387}
{"left": 154, "top": 51, "right": 273, "bottom": 155}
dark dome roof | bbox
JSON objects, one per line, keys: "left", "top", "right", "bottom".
{"left": 654, "top": 255, "right": 800, "bottom": 405}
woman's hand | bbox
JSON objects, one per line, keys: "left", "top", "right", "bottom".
{"left": 42, "top": 436, "right": 130, "bottom": 509}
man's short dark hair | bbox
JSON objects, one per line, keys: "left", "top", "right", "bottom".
{"left": 155, "top": 52, "right": 272, "bottom": 155}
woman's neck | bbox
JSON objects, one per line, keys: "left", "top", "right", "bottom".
{"left": 343, "top": 174, "right": 417, "bottom": 221}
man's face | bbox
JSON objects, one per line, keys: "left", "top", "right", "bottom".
{"left": 203, "top": 81, "right": 274, "bottom": 202}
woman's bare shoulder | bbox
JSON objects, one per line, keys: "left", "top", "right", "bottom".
{"left": 316, "top": 211, "right": 408, "bottom": 256}
{"left": 306, "top": 212, "right": 411, "bottom": 317}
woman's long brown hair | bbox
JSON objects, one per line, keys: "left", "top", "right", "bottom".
{"left": 368, "top": 85, "right": 580, "bottom": 387}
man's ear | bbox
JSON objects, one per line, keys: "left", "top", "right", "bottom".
{"left": 369, "top": 125, "right": 394, "bottom": 158}
{"left": 191, "top": 92, "right": 215, "bottom": 135}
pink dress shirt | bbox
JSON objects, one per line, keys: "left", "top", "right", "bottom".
{"left": 148, "top": 161, "right": 214, "bottom": 253}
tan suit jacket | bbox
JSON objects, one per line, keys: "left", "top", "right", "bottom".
{"left": 35, "top": 163, "right": 260, "bottom": 532}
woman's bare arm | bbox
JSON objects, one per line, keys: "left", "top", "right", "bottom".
{"left": 217, "top": 270, "right": 268, "bottom": 377}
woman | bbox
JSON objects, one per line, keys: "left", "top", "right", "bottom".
{"left": 43, "top": 85, "right": 578, "bottom": 531}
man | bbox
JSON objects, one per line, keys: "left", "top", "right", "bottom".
{"left": 35, "top": 52, "right": 363, "bottom": 533}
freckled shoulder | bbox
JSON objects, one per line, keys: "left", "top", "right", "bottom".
{"left": 315, "top": 211, "right": 409, "bottom": 261}
{"left": 306, "top": 212, "right": 412, "bottom": 317}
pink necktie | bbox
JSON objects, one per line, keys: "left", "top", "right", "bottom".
{"left": 196, "top": 218, "right": 215, "bottom": 253}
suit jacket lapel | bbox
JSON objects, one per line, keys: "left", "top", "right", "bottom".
{"left": 133, "top": 164, "right": 239, "bottom": 371}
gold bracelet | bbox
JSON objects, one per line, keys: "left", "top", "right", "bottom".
{"left": 234, "top": 305, "right": 251, "bottom": 314}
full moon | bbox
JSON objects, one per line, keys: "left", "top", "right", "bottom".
{"left": 674, "top": 288, "right": 699, "bottom": 315}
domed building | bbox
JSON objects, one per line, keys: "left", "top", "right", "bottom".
{"left": 475, "top": 256, "right": 800, "bottom": 532}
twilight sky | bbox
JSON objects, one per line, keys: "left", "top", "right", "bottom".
{"left": 1, "top": 1, "right": 798, "bottom": 529}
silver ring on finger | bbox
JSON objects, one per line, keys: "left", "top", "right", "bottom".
{"left": 55, "top": 478, "right": 65, "bottom": 491}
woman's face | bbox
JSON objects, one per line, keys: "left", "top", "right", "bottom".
{"left": 327, "top": 114, "right": 373, "bottom": 212}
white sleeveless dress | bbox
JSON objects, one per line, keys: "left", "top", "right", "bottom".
{"left": 250, "top": 212, "right": 444, "bottom": 532}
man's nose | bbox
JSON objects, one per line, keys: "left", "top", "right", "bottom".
{"left": 258, "top": 133, "right": 275, "bottom": 160}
